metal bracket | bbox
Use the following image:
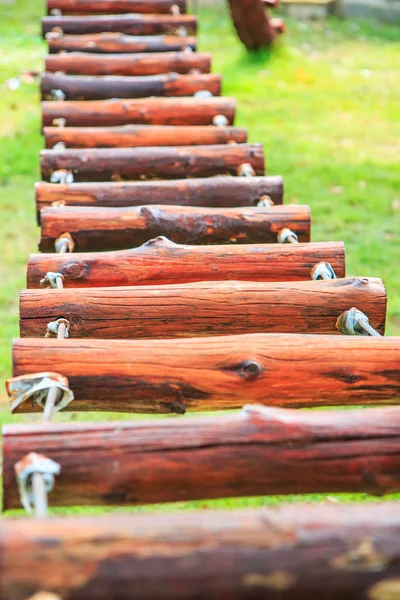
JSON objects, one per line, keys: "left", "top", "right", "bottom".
{"left": 6, "top": 372, "right": 74, "bottom": 414}
{"left": 15, "top": 452, "right": 61, "bottom": 515}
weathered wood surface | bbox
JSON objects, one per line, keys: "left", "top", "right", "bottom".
{"left": 44, "top": 124, "right": 247, "bottom": 148}
{"left": 2, "top": 504, "right": 400, "bottom": 599}
{"left": 42, "top": 14, "right": 197, "bottom": 36}
{"left": 12, "top": 334, "right": 400, "bottom": 413}
{"left": 42, "top": 97, "right": 236, "bottom": 127}
{"left": 47, "top": 0, "right": 187, "bottom": 14}
{"left": 40, "top": 144, "right": 264, "bottom": 182}
{"left": 4, "top": 405, "right": 400, "bottom": 509}
{"left": 26, "top": 238, "right": 345, "bottom": 288}
{"left": 227, "top": 0, "right": 276, "bottom": 50}
{"left": 46, "top": 32, "right": 197, "bottom": 54}
{"left": 35, "top": 176, "right": 283, "bottom": 215}
{"left": 41, "top": 73, "right": 222, "bottom": 100}
{"left": 45, "top": 51, "right": 211, "bottom": 76}
{"left": 19, "top": 278, "right": 386, "bottom": 339}
{"left": 39, "top": 204, "right": 308, "bottom": 251}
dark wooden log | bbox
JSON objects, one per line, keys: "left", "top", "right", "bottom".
{"left": 41, "top": 73, "right": 222, "bottom": 101}
{"left": 44, "top": 124, "right": 247, "bottom": 148}
{"left": 40, "top": 144, "right": 264, "bottom": 182}
{"left": 4, "top": 405, "right": 400, "bottom": 510}
{"left": 42, "top": 97, "right": 236, "bottom": 127}
{"left": 227, "top": 0, "right": 277, "bottom": 50}
{"left": 47, "top": 0, "right": 187, "bottom": 14}
{"left": 12, "top": 334, "right": 399, "bottom": 413}
{"left": 47, "top": 32, "right": 197, "bottom": 54}
{"left": 19, "top": 277, "right": 385, "bottom": 339}
{"left": 42, "top": 14, "right": 197, "bottom": 36}
{"left": 1, "top": 504, "right": 400, "bottom": 599}
{"left": 38, "top": 204, "right": 308, "bottom": 252}
{"left": 26, "top": 238, "right": 345, "bottom": 288}
{"left": 45, "top": 52, "right": 211, "bottom": 76}
{"left": 35, "top": 176, "right": 283, "bottom": 216}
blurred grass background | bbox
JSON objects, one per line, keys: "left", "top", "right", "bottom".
{"left": 0, "top": 0, "right": 399, "bottom": 514}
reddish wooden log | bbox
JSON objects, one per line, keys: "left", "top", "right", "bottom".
{"left": 44, "top": 125, "right": 247, "bottom": 149}
{"left": 4, "top": 405, "right": 400, "bottom": 510}
{"left": 35, "top": 176, "right": 283, "bottom": 216}
{"left": 227, "top": 0, "right": 276, "bottom": 50}
{"left": 19, "top": 277, "right": 385, "bottom": 339}
{"left": 1, "top": 504, "right": 400, "bottom": 600}
{"left": 42, "top": 97, "right": 236, "bottom": 127}
{"left": 40, "top": 144, "right": 264, "bottom": 182}
{"left": 45, "top": 52, "right": 211, "bottom": 76}
{"left": 42, "top": 14, "right": 197, "bottom": 36}
{"left": 46, "top": 32, "right": 197, "bottom": 54}
{"left": 47, "top": 0, "right": 187, "bottom": 14}
{"left": 12, "top": 334, "right": 400, "bottom": 413}
{"left": 38, "top": 204, "right": 308, "bottom": 251}
{"left": 26, "top": 238, "right": 345, "bottom": 288}
{"left": 41, "top": 73, "right": 222, "bottom": 101}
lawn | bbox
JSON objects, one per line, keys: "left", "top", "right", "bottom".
{"left": 0, "top": 0, "right": 399, "bottom": 514}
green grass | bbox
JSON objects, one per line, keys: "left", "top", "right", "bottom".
{"left": 0, "top": 1, "right": 399, "bottom": 515}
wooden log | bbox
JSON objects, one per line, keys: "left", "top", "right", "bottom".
{"left": 4, "top": 405, "right": 400, "bottom": 509}
{"left": 26, "top": 238, "right": 345, "bottom": 288}
{"left": 47, "top": 32, "right": 197, "bottom": 54}
{"left": 42, "top": 97, "right": 236, "bottom": 127}
{"left": 41, "top": 73, "right": 221, "bottom": 101}
{"left": 45, "top": 52, "right": 211, "bottom": 76}
{"left": 35, "top": 176, "right": 283, "bottom": 216}
{"left": 12, "top": 334, "right": 399, "bottom": 413}
{"left": 19, "top": 277, "right": 385, "bottom": 339}
{"left": 43, "top": 124, "right": 247, "bottom": 149}
{"left": 42, "top": 14, "right": 197, "bottom": 36}
{"left": 1, "top": 504, "right": 400, "bottom": 599}
{"left": 227, "top": 0, "right": 276, "bottom": 50}
{"left": 47, "top": 0, "right": 187, "bottom": 14}
{"left": 40, "top": 144, "right": 264, "bottom": 182}
{"left": 38, "top": 204, "right": 308, "bottom": 252}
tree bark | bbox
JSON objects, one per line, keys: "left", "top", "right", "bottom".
{"left": 26, "top": 238, "right": 345, "bottom": 288}
{"left": 47, "top": 0, "right": 187, "bottom": 14}
{"left": 42, "top": 14, "right": 197, "bottom": 36}
{"left": 19, "top": 277, "right": 386, "bottom": 339}
{"left": 12, "top": 334, "right": 399, "bottom": 413}
{"left": 38, "top": 204, "right": 308, "bottom": 251}
{"left": 1, "top": 503, "right": 400, "bottom": 599}
{"left": 41, "top": 73, "right": 221, "bottom": 100}
{"left": 45, "top": 51, "right": 211, "bottom": 76}
{"left": 43, "top": 124, "right": 247, "bottom": 148}
{"left": 4, "top": 405, "right": 400, "bottom": 509}
{"left": 227, "top": 0, "right": 276, "bottom": 49}
{"left": 47, "top": 32, "right": 197, "bottom": 54}
{"left": 40, "top": 144, "right": 264, "bottom": 182}
{"left": 41, "top": 97, "right": 236, "bottom": 127}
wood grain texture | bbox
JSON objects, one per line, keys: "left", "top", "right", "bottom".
{"left": 38, "top": 204, "right": 308, "bottom": 251}
{"left": 45, "top": 52, "right": 211, "bottom": 76}
{"left": 47, "top": 33, "right": 197, "bottom": 54}
{"left": 35, "top": 176, "right": 283, "bottom": 216}
{"left": 227, "top": 0, "right": 276, "bottom": 49}
{"left": 40, "top": 144, "right": 264, "bottom": 182}
{"left": 19, "top": 277, "right": 386, "bottom": 339}
{"left": 43, "top": 124, "right": 247, "bottom": 148}
{"left": 41, "top": 73, "right": 222, "bottom": 100}
{"left": 42, "top": 97, "right": 236, "bottom": 127}
{"left": 47, "top": 0, "right": 187, "bottom": 14}
{"left": 2, "top": 504, "right": 400, "bottom": 599}
{"left": 26, "top": 238, "right": 345, "bottom": 288}
{"left": 12, "top": 334, "right": 400, "bottom": 413}
{"left": 42, "top": 14, "right": 197, "bottom": 36}
{"left": 4, "top": 405, "right": 400, "bottom": 509}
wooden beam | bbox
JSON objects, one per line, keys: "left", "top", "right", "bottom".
{"left": 47, "top": 0, "right": 187, "bottom": 14}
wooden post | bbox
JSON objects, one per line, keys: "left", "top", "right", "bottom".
{"left": 12, "top": 334, "right": 399, "bottom": 413}
{"left": 40, "top": 144, "right": 264, "bottom": 182}
{"left": 42, "top": 97, "right": 236, "bottom": 127}
{"left": 38, "top": 204, "right": 309, "bottom": 251}
{"left": 4, "top": 405, "right": 400, "bottom": 509}
{"left": 227, "top": 0, "right": 276, "bottom": 49}
{"left": 1, "top": 504, "right": 400, "bottom": 598}
{"left": 46, "top": 33, "right": 197, "bottom": 54}
{"left": 19, "top": 277, "right": 386, "bottom": 339}
{"left": 45, "top": 52, "right": 212, "bottom": 76}
{"left": 46, "top": 0, "right": 187, "bottom": 14}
